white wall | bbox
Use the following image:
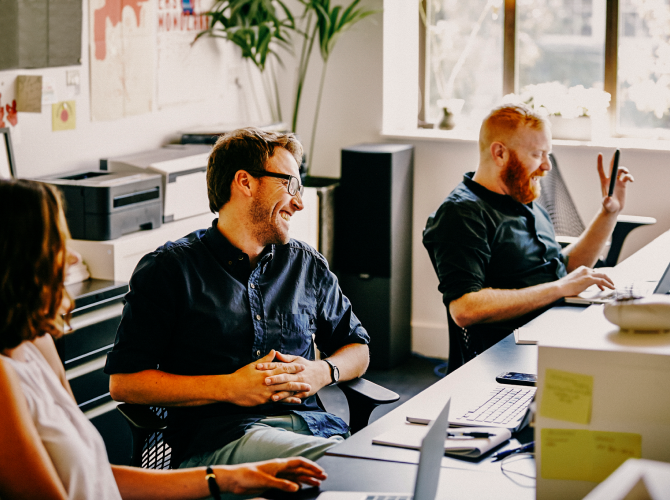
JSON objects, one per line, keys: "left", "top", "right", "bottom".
{"left": 275, "top": 0, "right": 385, "bottom": 178}
{"left": 0, "top": 0, "right": 260, "bottom": 179}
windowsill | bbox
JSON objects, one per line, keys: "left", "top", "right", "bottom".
{"left": 381, "top": 127, "right": 670, "bottom": 152}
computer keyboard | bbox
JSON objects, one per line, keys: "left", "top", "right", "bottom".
{"left": 460, "top": 386, "right": 536, "bottom": 425}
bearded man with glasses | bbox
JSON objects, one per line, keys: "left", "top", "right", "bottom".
{"left": 105, "top": 128, "right": 370, "bottom": 471}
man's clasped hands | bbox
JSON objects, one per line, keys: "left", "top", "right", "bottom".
{"left": 230, "top": 350, "right": 330, "bottom": 407}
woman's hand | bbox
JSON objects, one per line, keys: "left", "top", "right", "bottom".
{"left": 217, "top": 457, "right": 327, "bottom": 495}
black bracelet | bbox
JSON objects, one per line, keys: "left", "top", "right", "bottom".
{"left": 205, "top": 466, "right": 222, "bottom": 500}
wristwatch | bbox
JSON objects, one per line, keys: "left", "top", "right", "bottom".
{"left": 324, "top": 358, "right": 340, "bottom": 386}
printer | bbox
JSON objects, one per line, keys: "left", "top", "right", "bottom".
{"left": 38, "top": 170, "right": 162, "bottom": 241}
{"left": 103, "top": 144, "right": 212, "bottom": 223}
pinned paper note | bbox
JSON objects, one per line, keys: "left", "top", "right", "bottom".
{"left": 52, "top": 101, "right": 76, "bottom": 131}
{"left": 540, "top": 368, "right": 593, "bottom": 424}
{"left": 16, "top": 75, "right": 42, "bottom": 113}
{"left": 541, "top": 429, "right": 642, "bottom": 482}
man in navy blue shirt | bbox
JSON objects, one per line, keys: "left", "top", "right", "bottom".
{"left": 423, "top": 105, "right": 633, "bottom": 368}
{"left": 105, "top": 128, "right": 370, "bottom": 468}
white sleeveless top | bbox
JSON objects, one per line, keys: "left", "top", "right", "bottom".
{"left": 3, "top": 342, "right": 122, "bottom": 500}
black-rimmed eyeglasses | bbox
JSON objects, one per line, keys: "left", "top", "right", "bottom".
{"left": 246, "top": 171, "right": 304, "bottom": 197}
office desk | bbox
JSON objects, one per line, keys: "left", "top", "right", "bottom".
{"left": 306, "top": 230, "right": 670, "bottom": 499}
{"left": 285, "top": 335, "right": 540, "bottom": 500}
{"left": 325, "top": 335, "right": 536, "bottom": 471}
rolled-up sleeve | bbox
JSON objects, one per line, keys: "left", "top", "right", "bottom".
{"left": 314, "top": 265, "right": 369, "bottom": 357}
{"left": 423, "top": 200, "right": 492, "bottom": 306}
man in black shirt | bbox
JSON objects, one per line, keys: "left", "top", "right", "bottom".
{"left": 105, "top": 128, "right": 370, "bottom": 467}
{"left": 423, "top": 105, "right": 633, "bottom": 367}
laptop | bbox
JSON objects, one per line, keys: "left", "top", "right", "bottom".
{"left": 317, "top": 398, "right": 451, "bottom": 500}
{"left": 565, "top": 260, "right": 670, "bottom": 305}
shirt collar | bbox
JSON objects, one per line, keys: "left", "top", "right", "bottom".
{"left": 463, "top": 171, "right": 534, "bottom": 212}
{"left": 205, "top": 218, "right": 275, "bottom": 272}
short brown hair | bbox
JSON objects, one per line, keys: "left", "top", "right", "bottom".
{"left": 206, "top": 127, "right": 303, "bottom": 212}
{"left": 479, "top": 104, "right": 548, "bottom": 152}
{"left": 0, "top": 179, "right": 73, "bottom": 350}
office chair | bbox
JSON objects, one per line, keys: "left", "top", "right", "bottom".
{"left": 117, "top": 377, "right": 400, "bottom": 469}
{"left": 539, "top": 154, "right": 656, "bottom": 267}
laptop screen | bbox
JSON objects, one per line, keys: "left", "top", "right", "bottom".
{"left": 653, "top": 261, "right": 670, "bottom": 295}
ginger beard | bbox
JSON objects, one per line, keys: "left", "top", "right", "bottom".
{"left": 248, "top": 179, "right": 291, "bottom": 246}
{"left": 501, "top": 149, "right": 544, "bottom": 205}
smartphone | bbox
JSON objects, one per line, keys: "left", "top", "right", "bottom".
{"left": 608, "top": 149, "right": 620, "bottom": 197}
{"left": 496, "top": 371, "right": 537, "bottom": 386}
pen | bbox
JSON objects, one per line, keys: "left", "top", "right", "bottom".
{"left": 492, "top": 441, "right": 535, "bottom": 462}
{"left": 608, "top": 149, "right": 620, "bottom": 197}
{"left": 447, "top": 431, "right": 495, "bottom": 438}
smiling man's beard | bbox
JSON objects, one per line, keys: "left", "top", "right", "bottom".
{"left": 249, "top": 194, "right": 290, "bottom": 247}
{"left": 501, "top": 149, "right": 542, "bottom": 205}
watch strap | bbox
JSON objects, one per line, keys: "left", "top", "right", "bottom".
{"left": 324, "top": 358, "right": 338, "bottom": 385}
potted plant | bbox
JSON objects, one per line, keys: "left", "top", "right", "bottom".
{"left": 504, "top": 82, "right": 611, "bottom": 141}
{"left": 291, "top": 0, "right": 377, "bottom": 176}
{"left": 195, "top": 0, "right": 295, "bottom": 124}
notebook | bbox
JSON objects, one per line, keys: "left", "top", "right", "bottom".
{"left": 406, "top": 385, "right": 536, "bottom": 433}
{"left": 565, "top": 260, "right": 670, "bottom": 305}
{"left": 372, "top": 423, "right": 511, "bottom": 458}
{"left": 317, "top": 398, "right": 451, "bottom": 500}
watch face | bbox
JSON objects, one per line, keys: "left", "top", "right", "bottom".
{"left": 333, "top": 365, "right": 340, "bottom": 382}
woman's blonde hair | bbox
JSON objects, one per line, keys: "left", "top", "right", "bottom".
{"left": 0, "top": 179, "right": 73, "bottom": 350}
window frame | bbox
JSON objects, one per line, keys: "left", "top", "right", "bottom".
{"left": 418, "top": 0, "right": 625, "bottom": 137}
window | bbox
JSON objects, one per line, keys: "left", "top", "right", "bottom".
{"left": 422, "top": 0, "right": 670, "bottom": 138}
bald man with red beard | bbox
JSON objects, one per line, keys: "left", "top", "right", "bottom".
{"left": 423, "top": 105, "right": 633, "bottom": 370}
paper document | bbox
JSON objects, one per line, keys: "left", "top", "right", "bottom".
{"left": 373, "top": 423, "right": 511, "bottom": 458}
{"left": 514, "top": 307, "right": 586, "bottom": 345}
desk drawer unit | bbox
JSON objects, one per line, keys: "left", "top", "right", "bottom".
{"left": 67, "top": 354, "right": 112, "bottom": 412}
{"left": 60, "top": 279, "right": 131, "bottom": 465}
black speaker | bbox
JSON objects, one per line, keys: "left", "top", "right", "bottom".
{"left": 335, "top": 144, "right": 413, "bottom": 369}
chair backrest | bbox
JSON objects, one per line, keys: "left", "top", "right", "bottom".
{"left": 116, "top": 404, "right": 173, "bottom": 469}
{"left": 140, "top": 407, "right": 172, "bottom": 469}
{"left": 537, "top": 154, "right": 586, "bottom": 238}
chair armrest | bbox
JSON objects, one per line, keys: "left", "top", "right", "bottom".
{"left": 604, "top": 215, "right": 657, "bottom": 267}
{"left": 117, "top": 403, "right": 167, "bottom": 431}
{"left": 616, "top": 215, "right": 656, "bottom": 225}
{"left": 337, "top": 378, "right": 400, "bottom": 434}
{"left": 338, "top": 378, "right": 400, "bottom": 405}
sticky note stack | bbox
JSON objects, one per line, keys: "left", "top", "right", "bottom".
{"left": 535, "top": 305, "right": 670, "bottom": 500}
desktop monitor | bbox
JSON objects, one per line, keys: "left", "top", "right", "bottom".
{"left": 0, "top": 128, "right": 16, "bottom": 179}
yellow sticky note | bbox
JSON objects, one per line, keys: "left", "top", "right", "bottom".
{"left": 540, "top": 368, "right": 593, "bottom": 424}
{"left": 591, "top": 431, "right": 643, "bottom": 482}
{"left": 541, "top": 428, "right": 642, "bottom": 482}
{"left": 52, "top": 101, "right": 76, "bottom": 131}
